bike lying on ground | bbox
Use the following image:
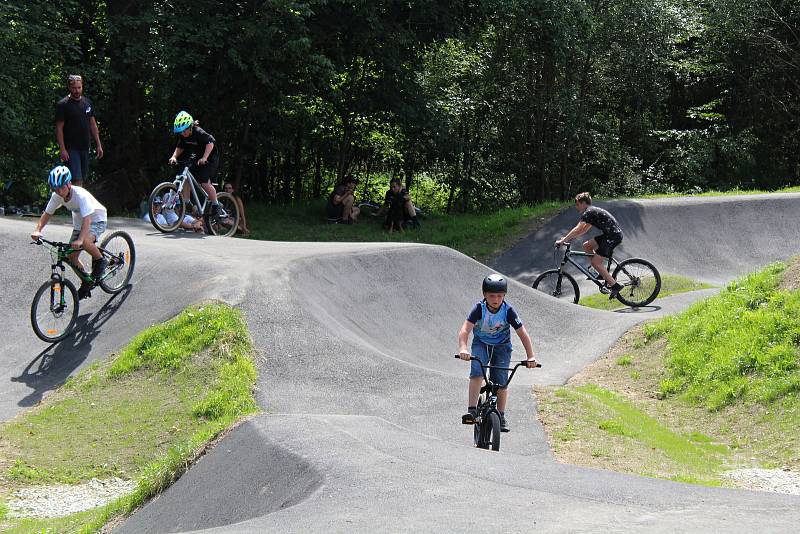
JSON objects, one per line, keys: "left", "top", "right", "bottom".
{"left": 30, "top": 232, "right": 136, "bottom": 342}
{"left": 532, "top": 242, "right": 661, "bottom": 308}
{"left": 148, "top": 157, "right": 239, "bottom": 237}
{"left": 454, "top": 355, "right": 541, "bottom": 451}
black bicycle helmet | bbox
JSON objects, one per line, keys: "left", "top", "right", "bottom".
{"left": 482, "top": 273, "right": 507, "bottom": 293}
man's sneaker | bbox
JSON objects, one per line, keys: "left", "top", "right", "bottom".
{"left": 91, "top": 258, "right": 108, "bottom": 281}
{"left": 499, "top": 413, "right": 510, "bottom": 433}
{"left": 78, "top": 282, "right": 92, "bottom": 300}
{"left": 461, "top": 407, "right": 477, "bottom": 425}
{"left": 608, "top": 282, "right": 623, "bottom": 300}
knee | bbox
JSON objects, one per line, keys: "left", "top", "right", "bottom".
{"left": 582, "top": 241, "right": 593, "bottom": 253}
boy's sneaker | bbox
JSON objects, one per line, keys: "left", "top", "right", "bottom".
{"left": 91, "top": 258, "right": 108, "bottom": 281}
{"left": 461, "top": 407, "right": 477, "bottom": 425}
{"left": 608, "top": 282, "right": 623, "bottom": 300}
{"left": 499, "top": 413, "right": 510, "bottom": 433}
{"left": 78, "top": 282, "right": 92, "bottom": 300}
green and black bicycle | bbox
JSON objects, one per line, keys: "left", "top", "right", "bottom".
{"left": 30, "top": 231, "right": 136, "bottom": 342}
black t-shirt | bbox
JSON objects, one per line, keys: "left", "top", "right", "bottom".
{"left": 328, "top": 184, "right": 348, "bottom": 205}
{"left": 176, "top": 126, "right": 218, "bottom": 162}
{"left": 55, "top": 96, "right": 94, "bottom": 151}
{"left": 580, "top": 206, "right": 622, "bottom": 236}
{"left": 384, "top": 188, "right": 409, "bottom": 208}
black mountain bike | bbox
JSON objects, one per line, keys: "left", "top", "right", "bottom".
{"left": 30, "top": 232, "right": 136, "bottom": 342}
{"left": 532, "top": 242, "right": 661, "bottom": 308}
{"left": 454, "top": 355, "right": 541, "bottom": 451}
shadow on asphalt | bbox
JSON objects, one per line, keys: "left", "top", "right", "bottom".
{"left": 613, "top": 305, "right": 661, "bottom": 314}
{"left": 10, "top": 285, "right": 133, "bottom": 407}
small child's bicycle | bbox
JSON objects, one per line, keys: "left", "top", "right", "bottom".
{"left": 454, "top": 355, "right": 541, "bottom": 451}
{"left": 30, "top": 232, "right": 136, "bottom": 342}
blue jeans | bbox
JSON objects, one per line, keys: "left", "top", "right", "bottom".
{"left": 66, "top": 149, "right": 89, "bottom": 183}
{"left": 469, "top": 341, "right": 512, "bottom": 388}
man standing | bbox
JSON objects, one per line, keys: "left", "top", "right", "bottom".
{"left": 55, "top": 74, "right": 104, "bottom": 187}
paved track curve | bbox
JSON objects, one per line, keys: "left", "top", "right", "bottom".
{"left": 1, "top": 194, "right": 799, "bottom": 533}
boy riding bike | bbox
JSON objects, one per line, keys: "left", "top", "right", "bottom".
{"left": 30, "top": 165, "right": 108, "bottom": 300}
{"left": 556, "top": 192, "right": 624, "bottom": 299}
{"left": 168, "top": 111, "right": 224, "bottom": 216}
{"left": 458, "top": 274, "right": 538, "bottom": 432}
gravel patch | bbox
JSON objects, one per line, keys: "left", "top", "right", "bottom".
{"left": 724, "top": 468, "right": 800, "bottom": 495}
{"left": 6, "top": 477, "right": 136, "bottom": 518}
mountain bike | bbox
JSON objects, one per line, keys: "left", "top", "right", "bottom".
{"left": 532, "top": 242, "right": 660, "bottom": 307}
{"left": 30, "top": 232, "right": 135, "bottom": 342}
{"left": 454, "top": 355, "right": 541, "bottom": 451}
{"left": 148, "top": 157, "right": 239, "bottom": 237}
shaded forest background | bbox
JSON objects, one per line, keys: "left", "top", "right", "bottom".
{"left": 1, "top": 0, "right": 799, "bottom": 213}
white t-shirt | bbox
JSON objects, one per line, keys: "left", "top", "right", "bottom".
{"left": 45, "top": 186, "right": 107, "bottom": 230}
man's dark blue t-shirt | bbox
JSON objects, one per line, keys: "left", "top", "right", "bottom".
{"left": 55, "top": 96, "right": 94, "bottom": 151}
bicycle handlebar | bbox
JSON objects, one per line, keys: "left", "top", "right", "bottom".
{"left": 453, "top": 354, "right": 542, "bottom": 369}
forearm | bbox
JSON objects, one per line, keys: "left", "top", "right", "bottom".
{"left": 90, "top": 119, "right": 102, "bottom": 146}
{"left": 202, "top": 143, "right": 214, "bottom": 159}
{"left": 172, "top": 147, "right": 184, "bottom": 159}
{"left": 78, "top": 215, "right": 92, "bottom": 241}
{"left": 34, "top": 212, "right": 52, "bottom": 233}
{"left": 562, "top": 224, "right": 586, "bottom": 242}
{"left": 55, "top": 123, "right": 66, "bottom": 151}
{"left": 458, "top": 327, "right": 471, "bottom": 352}
{"left": 516, "top": 327, "right": 536, "bottom": 359}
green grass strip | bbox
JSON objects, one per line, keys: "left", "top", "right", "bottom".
{"left": 578, "top": 384, "right": 727, "bottom": 469}
{"left": 0, "top": 302, "right": 258, "bottom": 532}
{"left": 580, "top": 274, "right": 714, "bottom": 311}
{"left": 246, "top": 199, "right": 565, "bottom": 261}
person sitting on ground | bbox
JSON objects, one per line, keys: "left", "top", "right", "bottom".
{"left": 144, "top": 197, "right": 203, "bottom": 232}
{"left": 30, "top": 165, "right": 108, "bottom": 300}
{"left": 380, "top": 178, "right": 420, "bottom": 232}
{"left": 458, "top": 274, "right": 538, "bottom": 433}
{"left": 325, "top": 175, "right": 360, "bottom": 224}
{"left": 223, "top": 182, "right": 250, "bottom": 236}
{"left": 555, "top": 191, "right": 624, "bottom": 299}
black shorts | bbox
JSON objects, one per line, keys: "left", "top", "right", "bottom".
{"left": 326, "top": 201, "right": 344, "bottom": 220}
{"left": 190, "top": 157, "right": 219, "bottom": 184}
{"left": 595, "top": 232, "right": 622, "bottom": 258}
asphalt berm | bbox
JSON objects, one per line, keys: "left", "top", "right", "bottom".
{"left": 2, "top": 193, "right": 800, "bottom": 532}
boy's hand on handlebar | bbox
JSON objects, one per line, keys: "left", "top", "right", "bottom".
{"left": 525, "top": 357, "right": 540, "bottom": 368}
{"left": 71, "top": 238, "right": 83, "bottom": 250}
{"left": 168, "top": 156, "right": 178, "bottom": 165}
{"left": 31, "top": 231, "right": 42, "bottom": 241}
{"left": 555, "top": 238, "right": 565, "bottom": 247}
{"left": 458, "top": 351, "right": 471, "bottom": 361}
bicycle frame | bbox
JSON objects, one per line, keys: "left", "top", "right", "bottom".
{"left": 173, "top": 165, "right": 211, "bottom": 215}
{"left": 557, "top": 243, "right": 622, "bottom": 289}
{"left": 37, "top": 238, "right": 116, "bottom": 286}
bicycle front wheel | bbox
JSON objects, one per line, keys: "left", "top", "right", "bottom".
{"left": 485, "top": 411, "right": 501, "bottom": 451}
{"left": 205, "top": 192, "right": 240, "bottom": 237}
{"left": 532, "top": 270, "right": 580, "bottom": 304}
{"left": 149, "top": 182, "right": 185, "bottom": 233}
{"left": 99, "top": 231, "right": 136, "bottom": 294}
{"left": 31, "top": 279, "right": 79, "bottom": 343}
{"left": 612, "top": 258, "right": 661, "bottom": 307}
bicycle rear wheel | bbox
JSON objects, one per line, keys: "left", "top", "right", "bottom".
{"left": 532, "top": 270, "right": 580, "bottom": 304}
{"left": 99, "top": 231, "right": 136, "bottom": 294}
{"left": 205, "top": 192, "right": 240, "bottom": 237}
{"left": 149, "top": 182, "right": 184, "bottom": 233}
{"left": 30, "top": 279, "right": 79, "bottom": 343}
{"left": 485, "top": 411, "right": 501, "bottom": 451}
{"left": 612, "top": 258, "right": 661, "bottom": 307}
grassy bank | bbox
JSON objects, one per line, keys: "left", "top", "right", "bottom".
{"left": 536, "top": 259, "right": 800, "bottom": 485}
{"left": 580, "top": 274, "right": 715, "bottom": 311}
{"left": 245, "top": 199, "right": 565, "bottom": 262}
{"left": 0, "top": 302, "right": 258, "bottom": 533}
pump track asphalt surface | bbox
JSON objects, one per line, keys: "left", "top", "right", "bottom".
{"left": 2, "top": 193, "right": 800, "bottom": 533}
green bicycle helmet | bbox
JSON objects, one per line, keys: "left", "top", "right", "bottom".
{"left": 173, "top": 111, "right": 193, "bottom": 133}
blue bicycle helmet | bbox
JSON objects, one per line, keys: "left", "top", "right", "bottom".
{"left": 48, "top": 165, "right": 72, "bottom": 188}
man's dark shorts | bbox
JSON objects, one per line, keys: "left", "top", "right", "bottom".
{"left": 594, "top": 232, "right": 623, "bottom": 258}
{"left": 66, "top": 150, "right": 89, "bottom": 183}
{"left": 190, "top": 157, "right": 219, "bottom": 184}
{"left": 326, "top": 201, "right": 344, "bottom": 220}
